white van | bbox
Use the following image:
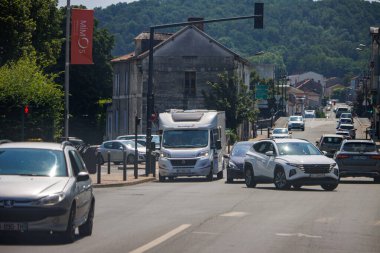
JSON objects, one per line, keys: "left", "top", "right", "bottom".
{"left": 304, "top": 110, "right": 316, "bottom": 118}
{"left": 158, "top": 109, "right": 226, "bottom": 181}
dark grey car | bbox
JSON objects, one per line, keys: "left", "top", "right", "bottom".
{"left": 0, "top": 142, "right": 95, "bottom": 243}
{"left": 316, "top": 134, "right": 344, "bottom": 158}
{"left": 334, "top": 139, "right": 380, "bottom": 183}
{"left": 224, "top": 141, "right": 255, "bottom": 183}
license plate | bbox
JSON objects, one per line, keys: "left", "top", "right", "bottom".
{"left": 310, "top": 174, "right": 325, "bottom": 178}
{"left": 0, "top": 222, "right": 28, "bottom": 231}
{"left": 177, "top": 169, "right": 189, "bottom": 174}
{"left": 353, "top": 156, "right": 366, "bottom": 160}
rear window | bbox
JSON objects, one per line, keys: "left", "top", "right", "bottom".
{"left": 323, "top": 137, "right": 343, "bottom": 144}
{"left": 340, "top": 125, "right": 354, "bottom": 130}
{"left": 342, "top": 143, "right": 376, "bottom": 152}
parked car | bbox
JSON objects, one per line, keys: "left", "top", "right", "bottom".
{"left": 288, "top": 115, "right": 305, "bottom": 131}
{"left": 336, "top": 123, "right": 356, "bottom": 139}
{"left": 96, "top": 140, "right": 146, "bottom": 164}
{"left": 243, "top": 138, "right": 339, "bottom": 191}
{"left": 0, "top": 141, "right": 95, "bottom": 243}
{"left": 334, "top": 139, "right": 380, "bottom": 183}
{"left": 116, "top": 134, "right": 161, "bottom": 151}
{"left": 224, "top": 141, "right": 256, "bottom": 183}
{"left": 316, "top": 134, "right": 344, "bottom": 158}
{"left": 271, "top": 128, "right": 292, "bottom": 139}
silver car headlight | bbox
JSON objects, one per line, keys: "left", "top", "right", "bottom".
{"left": 160, "top": 151, "right": 171, "bottom": 158}
{"left": 286, "top": 163, "right": 303, "bottom": 169}
{"left": 197, "top": 151, "right": 209, "bottom": 157}
{"left": 35, "top": 192, "right": 65, "bottom": 206}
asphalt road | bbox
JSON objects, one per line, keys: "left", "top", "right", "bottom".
{"left": 1, "top": 109, "right": 379, "bottom": 253}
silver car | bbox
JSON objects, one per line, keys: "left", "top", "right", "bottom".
{"left": 0, "top": 142, "right": 95, "bottom": 243}
{"left": 97, "top": 140, "right": 146, "bottom": 164}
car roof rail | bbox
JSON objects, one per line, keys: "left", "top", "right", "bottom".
{"left": 61, "top": 141, "right": 73, "bottom": 149}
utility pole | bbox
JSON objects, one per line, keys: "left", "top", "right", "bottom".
{"left": 64, "top": 0, "right": 71, "bottom": 140}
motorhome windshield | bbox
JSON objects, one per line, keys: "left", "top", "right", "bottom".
{"left": 163, "top": 130, "right": 208, "bottom": 148}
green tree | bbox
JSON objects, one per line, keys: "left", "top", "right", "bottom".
{"left": 0, "top": 57, "right": 64, "bottom": 141}
{"left": 202, "top": 71, "right": 258, "bottom": 132}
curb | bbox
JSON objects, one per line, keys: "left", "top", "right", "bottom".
{"left": 92, "top": 177, "right": 156, "bottom": 188}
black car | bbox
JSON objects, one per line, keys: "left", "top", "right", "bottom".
{"left": 224, "top": 141, "right": 255, "bottom": 183}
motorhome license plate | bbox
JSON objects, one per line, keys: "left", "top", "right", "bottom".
{"left": 177, "top": 169, "right": 189, "bottom": 174}
{"left": 0, "top": 222, "right": 28, "bottom": 231}
{"left": 310, "top": 174, "right": 325, "bottom": 178}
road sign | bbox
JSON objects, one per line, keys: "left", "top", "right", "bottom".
{"left": 255, "top": 85, "right": 268, "bottom": 99}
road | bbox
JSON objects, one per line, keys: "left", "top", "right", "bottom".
{"left": 1, "top": 110, "right": 380, "bottom": 253}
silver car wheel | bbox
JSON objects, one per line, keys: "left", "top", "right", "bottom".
{"left": 274, "top": 169, "right": 290, "bottom": 190}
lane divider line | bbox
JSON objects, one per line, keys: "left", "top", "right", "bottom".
{"left": 129, "top": 224, "right": 191, "bottom": 253}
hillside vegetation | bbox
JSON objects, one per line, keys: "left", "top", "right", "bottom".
{"left": 94, "top": 0, "right": 380, "bottom": 79}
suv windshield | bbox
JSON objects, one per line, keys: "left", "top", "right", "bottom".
{"left": 277, "top": 142, "right": 322, "bottom": 156}
{"left": 163, "top": 130, "right": 208, "bottom": 148}
{"left": 273, "top": 129, "right": 288, "bottom": 134}
{"left": 289, "top": 116, "right": 302, "bottom": 121}
{"left": 0, "top": 148, "right": 67, "bottom": 177}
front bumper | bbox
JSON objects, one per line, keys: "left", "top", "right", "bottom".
{"left": 159, "top": 157, "right": 212, "bottom": 177}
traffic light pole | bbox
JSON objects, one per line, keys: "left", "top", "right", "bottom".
{"left": 145, "top": 3, "right": 264, "bottom": 175}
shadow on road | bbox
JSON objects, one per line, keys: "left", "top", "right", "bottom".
{"left": 0, "top": 231, "right": 87, "bottom": 245}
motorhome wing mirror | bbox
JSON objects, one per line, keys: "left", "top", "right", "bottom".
{"left": 216, "top": 140, "right": 222, "bottom": 150}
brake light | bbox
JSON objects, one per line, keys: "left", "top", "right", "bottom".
{"left": 370, "top": 155, "right": 380, "bottom": 160}
{"left": 336, "top": 154, "right": 350, "bottom": 159}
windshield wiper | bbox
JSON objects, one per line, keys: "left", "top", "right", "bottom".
{"left": 18, "top": 173, "right": 48, "bottom": 177}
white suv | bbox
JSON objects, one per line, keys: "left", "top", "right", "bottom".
{"left": 288, "top": 115, "right": 305, "bottom": 131}
{"left": 243, "top": 138, "right": 339, "bottom": 191}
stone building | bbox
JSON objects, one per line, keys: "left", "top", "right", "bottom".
{"left": 107, "top": 25, "right": 251, "bottom": 140}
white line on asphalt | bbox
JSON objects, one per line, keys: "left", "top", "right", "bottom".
{"left": 220, "top": 211, "right": 249, "bottom": 217}
{"left": 129, "top": 224, "right": 191, "bottom": 253}
{"left": 276, "top": 233, "right": 322, "bottom": 239}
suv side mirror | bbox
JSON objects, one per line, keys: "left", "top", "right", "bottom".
{"left": 265, "top": 151, "right": 274, "bottom": 156}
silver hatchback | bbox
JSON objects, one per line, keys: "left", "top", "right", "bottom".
{"left": 0, "top": 142, "right": 95, "bottom": 243}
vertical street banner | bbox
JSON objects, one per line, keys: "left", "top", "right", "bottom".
{"left": 71, "top": 9, "right": 94, "bottom": 65}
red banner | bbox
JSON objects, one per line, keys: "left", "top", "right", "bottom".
{"left": 71, "top": 9, "right": 94, "bottom": 65}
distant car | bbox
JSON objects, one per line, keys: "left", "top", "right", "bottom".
{"left": 335, "top": 107, "right": 350, "bottom": 118}
{"left": 116, "top": 134, "right": 161, "bottom": 151}
{"left": 336, "top": 118, "right": 353, "bottom": 129}
{"left": 334, "top": 139, "right": 380, "bottom": 183}
{"left": 271, "top": 128, "right": 292, "bottom": 139}
{"left": 0, "top": 141, "right": 95, "bottom": 243}
{"left": 304, "top": 110, "right": 316, "bottom": 118}
{"left": 96, "top": 140, "right": 146, "bottom": 164}
{"left": 224, "top": 141, "right": 255, "bottom": 183}
{"left": 288, "top": 115, "right": 305, "bottom": 131}
{"left": 336, "top": 123, "right": 356, "bottom": 139}
{"left": 340, "top": 112, "right": 353, "bottom": 122}
{"left": 316, "top": 134, "right": 344, "bottom": 158}
{"left": 335, "top": 130, "right": 352, "bottom": 140}
{"left": 243, "top": 138, "right": 339, "bottom": 190}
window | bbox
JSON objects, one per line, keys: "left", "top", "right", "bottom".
{"left": 125, "top": 70, "right": 129, "bottom": 95}
{"left": 185, "top": 71, "right": 196, "bottom": 96}
{"left": 69, "top": 150, "right": 87, "bottom": 176}
{"left": 114, "top": 73, "right": 120, "bottom": 96}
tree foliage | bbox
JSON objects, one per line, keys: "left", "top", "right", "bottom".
{"left": 202, "top": 71, "right": 258, "bottom": 132}
{"left": 0, "top": 57, "right": 63, "bottom": 141}
{"left": 94, "top": 0, "right": 380, "bottom": 78}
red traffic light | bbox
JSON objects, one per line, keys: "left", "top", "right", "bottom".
{"left": 24, "top": 105, "right": 29, "bottom": 114}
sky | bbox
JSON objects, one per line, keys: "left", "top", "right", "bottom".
{"left": 58, "top": 0, "right": 137, "bottom": 9}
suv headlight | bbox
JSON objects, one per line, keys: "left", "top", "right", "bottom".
{"left": 197, "top": 151, "right": 209, "bottom": 157}
{"left": 35, "top": 192, "right": 65, "bottom": 206}
{"left": 160, "top": 151, "right": 171, "bottom": 158}
{"left": 330, "top": 163, "right": 337, "bottom": 170}
{"left": 286, "top": 163, "right": 303, "bottom": 169}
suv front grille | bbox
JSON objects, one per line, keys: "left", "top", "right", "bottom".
{"left": 301, "top": 164, "right": 330, "bottom": 174}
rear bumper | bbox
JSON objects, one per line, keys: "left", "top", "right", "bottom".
{"left": 339, "top": 171, "right": 380, "bottom": 178}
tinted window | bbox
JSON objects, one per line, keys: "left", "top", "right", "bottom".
{"left": 323, "top": 137, "right": 343, "bottom": 144}
{"left": 273, "top": 129, "right": 288, "bottom": 134}
{"left": 342, "top": 143, "right": 376, "bottom": 152}
{"left": 231, "top": 143, "right": 253, "bottom": 157}
{"left": 0, "top": 148, "right": 67, "bottom": 177}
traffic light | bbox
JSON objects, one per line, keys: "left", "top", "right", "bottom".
{"left": 24, "top": 105, "right": 29, "bottom": 115}
{"left": 254, "top": 3, "right": 264, "bottom": 29}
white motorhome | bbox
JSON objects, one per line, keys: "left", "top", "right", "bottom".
{"left": 158, "top": 109, "right": 226, "bottom": 181}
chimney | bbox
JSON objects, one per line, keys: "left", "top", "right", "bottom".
{"left": 188, "top": 17, "right": 204, "bottom": 31}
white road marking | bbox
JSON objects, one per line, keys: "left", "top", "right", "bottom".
{"left": 220, "top": 211, "right": 249, "bottom": 217}
{"left": 192, "top": 231, "right": 219, "bottom": 235}
{"left": 276, "top": 233, "right": 322, "bottom": 239}
{"left": 129, "top": 224, "right": 191, "bottom": 253}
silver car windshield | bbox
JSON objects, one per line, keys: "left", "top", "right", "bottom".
{"left": 277, "top": 142, "right": 322, "bottom": 156}
{"left": 163, "top": 130, "right": 208, "bottom": 148}
{"left": 0, "top": 148, "right": 67, "bottom": 177}
{"left": 273, "top": 129, "right": 288, "bottom": 134}
{"left": 289, "top": 117, "right": 302, "bottom": 121}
